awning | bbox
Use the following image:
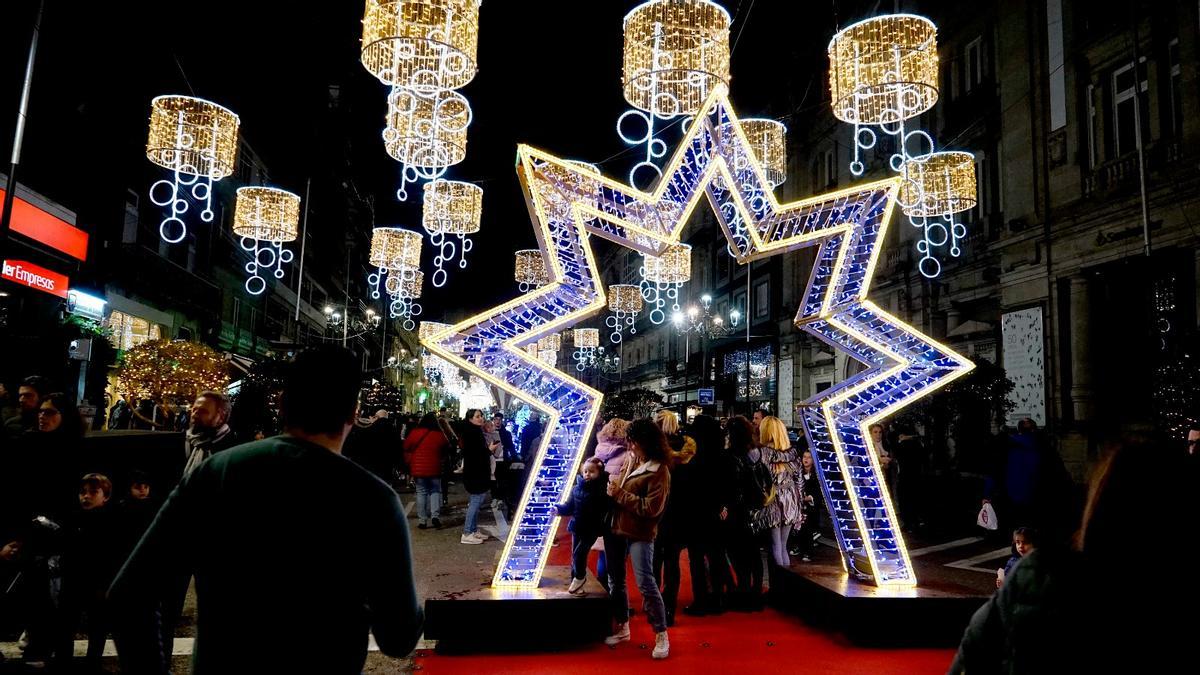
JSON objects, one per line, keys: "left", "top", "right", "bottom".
{"left": 947, "top": 319, "right": 995, "bottom": 338}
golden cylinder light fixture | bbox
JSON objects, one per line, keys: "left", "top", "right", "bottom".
{"left": 827, "top": 14, "right": 939, "bottom": 125}
{"left": 609, "top": 284, "right": 645, "bottom": 313}
{"left": 370, "top": 227, "right": 424, "bottom": 271}
{"left": 739, "top": 118, "right": 788, "bottom": 188}
{"left": 383, "top": 87, "right": 470, "bottom": 169}
{"left": 420, "top": 321, "right": 451, "bottom": 340}
{"left": 146, "top": 95, "right": 240, "bottom": 178}
{"left": 574, "top": 328, "right": 600, "bottom": 348}
{"left": 514, "top": 249, "right": 551, "bottom": 286}
{"left": 898, "top": 151, "right": 977, "bottom": 217}
{"left": 360, "top": 0, "right": 482, "bottom": 90}
{"left": 537, "top": 334, "right": 562, "bottom": 353}
{"left": 232, "top": 187, "right": 301, "bottom": 242}
{"left": 642, "top": 243, "right": 692, "bottom": 284}
{"left": 422, "top": 179, "right": 483, "bottom": 234}
{"left": 622, "top": 0, "right": 731, "bottom": 117}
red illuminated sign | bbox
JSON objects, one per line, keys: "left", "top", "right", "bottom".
{"left": 2, "top": 259, "right": 69, "bottom": 298}
{"left": 0, "top": 188, "right": 88, "bottom": 261}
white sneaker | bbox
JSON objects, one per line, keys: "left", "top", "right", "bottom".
{"left": 652, "top": 631, "right": 670, "bottom": 659}
{"left": 604, "top": 622, "right": 631, "bottom": 646}
{"left": 460, "top": 533, "right": 484, "bottom": 544}
{"left": 567, "top": 577, "right": 586, "bottom": 594}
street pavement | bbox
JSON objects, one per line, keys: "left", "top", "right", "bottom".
{"left": 1, "top": 479, "right": 1005, "bottom": 673}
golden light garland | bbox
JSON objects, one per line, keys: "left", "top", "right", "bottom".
{"left": 232, "top": 187, "right": 301, "bottom": 242}
{"left": 828, "top": 14, "right": 939, "bottom": 125}
{"left": 623, "top": 0, "right": 731, "bottom": 116}
{"left": 419, "top": 320, "right": 452, "bottom": 341}
{"left": 116, "top": 339, "right": 229, "bottom": 404}
{"left": 609, "top": 284, "right": 644, "bottom": 313}
{"left": 146, "top": 95, "right": 240, "bottom": 178}
{"left": 422, "top": 179, "right": 483, "bottom": 234}
{"left": 385, "top": 270, "right": 424, "bottom": 298}
{"left": 899, "top": 151, "right": 977, "bottom": 217}
{"left": 514, "top": 249, "right": 550, "bottom": 287}
{"left": 574, "top": 328, "right": 600, "bottom": 348}
{"left": 369, "top": 227, "right": 424, "bottom": 271}
{"left": 360, "top": 0, "right": 482, "bottom": 90}
{"left": 642, "top": 242, "right": 692, "bottom": 284}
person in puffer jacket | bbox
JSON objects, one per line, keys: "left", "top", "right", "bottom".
{"left": 593, "top": 418, "right": 631, "bottom": 476}
{"left": 557, "top": 457, "right": 610, "bottom": 593}
{"left": 402, "top": 413, "right": 451, "bottom": 529}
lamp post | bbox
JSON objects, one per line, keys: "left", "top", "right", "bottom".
{"left": 672, "top": 293, "right": 740, "bottom": 412}
{"left": 323, "top": 305, "right": 382, "bottom": 347}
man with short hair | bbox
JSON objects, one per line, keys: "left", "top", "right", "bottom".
{"left": 5, "top": 375, "right": 51, "bottom": 437}
{"left": 492, "top": 413, "right": 515, "bottom": 459}
{"left": 110, "top": 346, "right": 423, "bottom": 674}
{"left": 182, "top": 391, "right": 238, "bottom": 476}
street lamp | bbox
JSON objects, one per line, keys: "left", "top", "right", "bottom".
{"left": 324, "top": 304, "right": 382, "bottom": 346}
{"left": 673, "top": 291, "right": 740, "bottom": 410}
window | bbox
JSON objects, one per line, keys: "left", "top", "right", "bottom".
{"left": 1169, "top": 39, "right": 1183, "bottom": 139}
{"left": 734, "top": 291, "right": 747, "bottom": 322}
{"left": 965, "top": 38, "right": 984, "bottom": 93}
{"left": 971, "top": 152, "right": 989, "bottom": 224}
{"left": 1046, "top": 0, "right": 1066, "bottom": 129}
{"left": 1112, "top": 59, "right": 1148, "bottom": 157}
{"left": 1086, "top": 83, "right": 1098, "bottom": 168}
{"left": 754, "top": 281, "right": 770, "bottom": 320}
{"left": 823, "top": 148, "right": 836, "bottom": 187}
{"left": 107, "top": 310, "right": 162, "bottom": 351}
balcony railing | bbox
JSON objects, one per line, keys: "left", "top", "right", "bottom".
{"left": 1083, "top": 141, "right": 1182, "bottom": 198}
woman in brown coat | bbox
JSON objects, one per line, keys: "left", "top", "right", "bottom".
{"left": 603, "top": 418, "right": 672, "bottom": 660}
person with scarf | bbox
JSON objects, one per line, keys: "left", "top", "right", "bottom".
{"left": 182, "top": 392, "right": 239, "bottom": 477}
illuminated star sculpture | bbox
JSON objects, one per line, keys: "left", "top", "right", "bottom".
{"left": 422, "top": 86, "right": 973, "bottom": 588}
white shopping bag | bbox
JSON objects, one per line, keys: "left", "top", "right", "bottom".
{"left": 977, "top": 502, "right": 999, "bottom": 531}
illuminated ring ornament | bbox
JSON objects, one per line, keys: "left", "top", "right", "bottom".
{"left": 232, "top": 187, "right": 301, "bottom": 296}
{"left": 737, "top": 118, "right": 788, "bottom": 188}
{"left": 899, "top": 151, "right": 976, "bottom": 278}
{"left": 384, "top": 87, "right": 472, "bottom": 201}
{"left": 640, "top": 243, "right": 691, "bottom": 324}
{"left": 422, "top": 86, "right": 972, "bottom": 590}
{"left": 607, "top": 284, "right": 644, "bottom": 344}
{"left": 422, "top": 179, "right": 482, "bottom": 287}
{"left": 387, "top": 269, "right": 424, "bottom": 331}
{"left": 515, "top": 249, "right": 550, "bottom": 292}
{"left": 368, "top": 227, "right": 424, "bottom": 323}
{"left": 146, "top": 95, "right": 240, "bottom": 244}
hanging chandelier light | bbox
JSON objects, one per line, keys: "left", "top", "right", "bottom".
{"left": 146, "top": 95, "right": 240, "bottom": 244}
{"left": 361, "top": 0, "right": 483, "bottom": 201}
{"left": 232, "top": 187, "right": 300, "bottom": 296}
{"left": 368, "top": 227, "right": 425, "bottom": 328}
{"left": 899, "top": 151, "right": 977, "bottom": 278}
{"left": 514, "top": 249, "right": 550, "bottom": 291}
{"left": 640, "top": 243, "right": 691, "bottom": 325}
{"left": 618, "top": 0, "right": 731, "bottom": 190}
{"left": 536, "top": 334, "right": 562, "bottom": 353}
{"left": 421, "top": 179, "right": 482, "bottom": 287}
{"left": 573, "top": 328, "right": 600, "bottom": 372}
{"left": 715, "top": 118, "right": 787, "bottom": 258}
{"left": 607, "top": 284, "right": 644, "bottom": 344}
{"left": 828, "top": 14, "right": 974, "bottom": 279}
{"left": 740, "top": 118, "right": 788, "bottom": 189}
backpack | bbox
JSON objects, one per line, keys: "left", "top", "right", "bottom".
{"left": 739, "top": 452, "right": 776, "bottom": 510}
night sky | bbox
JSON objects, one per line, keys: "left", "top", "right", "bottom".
{"left": 0, "top": 0, "right": 848, "bottom": 322}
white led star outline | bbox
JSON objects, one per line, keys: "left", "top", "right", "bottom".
{"left": 422, "top": 85, "right": 973, "bottom": 588}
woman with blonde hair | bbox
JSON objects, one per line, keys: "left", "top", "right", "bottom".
{"left": 751, "top": 416, "right": 804, "bottom": 568}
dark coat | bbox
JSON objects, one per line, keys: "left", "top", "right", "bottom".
{"left": 556, "top": 470, "right": 610, "bottom": 537}
{"left": 459, "top": 424, "right": 493, "bottom": 495}
{"left": 343, "top": 419, "right": 400, "bottom": 485}
{"left": 108, "top": 436, "right": 423, "bottom": 675}
{"left": 59, "top": 504, "right": 122, "bottom": 598}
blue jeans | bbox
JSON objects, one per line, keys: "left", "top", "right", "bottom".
{"left": 463, "top": 491, "right": 489, "bottom": 534}
{"left": 414, "top": 477, "right": 442, "bottom": 522}
{"left": 604, "top": 534, "right": 668, "bottom": 633}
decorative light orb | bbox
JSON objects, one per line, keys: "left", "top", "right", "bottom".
{"left": 232, "top": 187, "right": 301, "bottom": 241}
{"left": 369, "top": 227, "right": 424, "bottom": 271}
{"left": 536, "top": 334, "right": 562, "bottom": 353}
{"left": 573, "top": 328, "right": 600, "bottom": 348}
{"left": 622, "top": 0, "right": 731, "bottom": 117}
{"left": 642, "top": 243, "right": 692, "bottom": 284}
{"left": 899, "top": 151, "right": 977, "bottom": 216}
{"left": 422, "top": 179, "right": 482, "bottom": 234}
{"left": 360, "top": 0, "right": 482, "bottom": 90}
{"left": 383, "top": 87, "right": 470, "bottom": 168}
{"left": 514, "top": 249, "right": 550, "bottom": 287}
{"left": 739, "top": 118, "right": 788, "bottom": 187}
{"left": 146, "top": 95, "right": 240, "bottom": 178}
{"left": 609, "top": 284, "right": 644, "bottom": 313}
{"left": 827, "top": 14, "right": 939, "bottom": 125}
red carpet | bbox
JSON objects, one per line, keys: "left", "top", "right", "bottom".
{"left": 414, "top": 532, "right": 956, "bottom": 673}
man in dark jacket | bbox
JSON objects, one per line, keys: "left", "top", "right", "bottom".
{"left": 344, "top": 409, "right": 401, "bottom": 488}
{"left": 181, "top": 391, "right": 239, "bottom": 477}
{"left": 109, "top": 347, "right": 423, "bottom": 674}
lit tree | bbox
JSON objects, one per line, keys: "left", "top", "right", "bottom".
{"left": 116, "top": 340, "right": 228, "bottom": 404}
